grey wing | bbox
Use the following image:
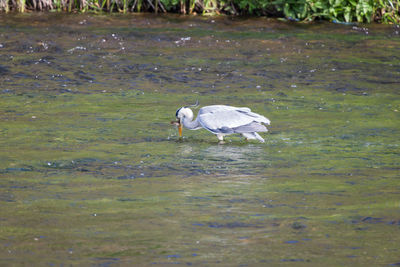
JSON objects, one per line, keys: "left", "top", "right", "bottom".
{"left": 198, "top": 105, "right": 270, "bottom": 134}
{"left": 199, "top": 105, "right": 251, "bottom": 114}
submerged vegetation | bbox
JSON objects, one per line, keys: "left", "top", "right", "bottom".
{"left": 0, "top": 13, "right": 399, "bottom": 266}
{"left": 0, "top": 0, "right": 399, "bottom": 23}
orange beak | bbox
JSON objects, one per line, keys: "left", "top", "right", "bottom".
{"left": 171, "top": 120, "right": 183, "bottom": 138}
{"left": 178, "top": 123, "right": 183, "bottom": 138}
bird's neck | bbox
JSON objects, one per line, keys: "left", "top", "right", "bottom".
{"left": 182, "top": 116, "right": 200, "bottom": 130}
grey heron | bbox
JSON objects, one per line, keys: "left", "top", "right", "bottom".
{"left": 172, "top": 102, "right": 270, "bottom": 143}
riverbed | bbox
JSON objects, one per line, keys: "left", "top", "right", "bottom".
{"left": 0, "top": 13, "right": 399, "bottom": 265}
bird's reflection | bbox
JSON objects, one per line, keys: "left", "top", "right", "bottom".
{"left": 178, "top": 143, "right": 265, "bottom": 170}
{"left": 201, "top": 144, "right": 264, "bottom": 162}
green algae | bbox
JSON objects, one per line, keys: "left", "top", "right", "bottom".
{"left": 1, "top": 13, "right": 400, "bottom": 266}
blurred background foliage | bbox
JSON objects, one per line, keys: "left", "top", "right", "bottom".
{"left": 0, "top": 0, "right": 399, "bottom": 23}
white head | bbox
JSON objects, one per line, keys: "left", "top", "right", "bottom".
{"left": 172, "top": 101, "right": 199, "bottom": 138}
{"left": 175, "top": 107, "right": 194, "bottom": 121}
{"left": 174, "top": 107, "right": 193, "bottom": 137}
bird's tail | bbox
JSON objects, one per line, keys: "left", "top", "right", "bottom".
{"left": 242, "top": 132, "right": 265, "bottom": 143}
{"left": 253, "top": 132, "right": 265, "bottom": 143}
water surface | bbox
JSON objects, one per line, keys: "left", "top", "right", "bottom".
{"left": 0, "top": 14, "right": 400, "bottom": 266}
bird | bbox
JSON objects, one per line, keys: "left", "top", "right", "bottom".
{"left": 171, "top": 101, "right": 270, "bottom": 143}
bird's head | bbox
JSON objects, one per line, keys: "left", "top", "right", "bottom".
{"left": 172, "top": 107, "right": 193, "bottom": 137}
{"left": 171, "top": 101, "right": 199, "bottom": 138}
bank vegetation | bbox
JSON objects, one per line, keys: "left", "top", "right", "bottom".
{"left": 0, "top": 0, "right": 399, "bottom": 23}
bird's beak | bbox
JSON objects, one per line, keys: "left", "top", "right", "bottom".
{"left": 178, "top": 123, "right": 182, "bottom": 137}
{"left": 171, "top": 119, "right": 182, "bottom": 138}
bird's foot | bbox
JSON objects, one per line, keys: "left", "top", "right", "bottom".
{"left": 218, "top": 140, "right": 226, "bottom": 145}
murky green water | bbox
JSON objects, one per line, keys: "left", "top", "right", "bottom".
{"left": 1, "top": 13, "right": 399, "bottom": 265}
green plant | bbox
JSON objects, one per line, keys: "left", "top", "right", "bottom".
{"left": 377, "top": 0, "right": 400, "bottom": 23}
{"left": 0, "top": 0, "right": 399, "bottom": 24}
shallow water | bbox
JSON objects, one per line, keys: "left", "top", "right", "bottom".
{"left": 0, "top": 13, "right": 400, "bottom": 266}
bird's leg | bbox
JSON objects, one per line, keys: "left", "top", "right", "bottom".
{"left": 217, "top": 134, "right": 225, "bottom": 144}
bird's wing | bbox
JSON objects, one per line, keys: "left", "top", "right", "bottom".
{"left": 199, "top": 105, "right": 250, "bottom": 114}
{"left": 198, "top": 105, "right": 269, "bottom": 134}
